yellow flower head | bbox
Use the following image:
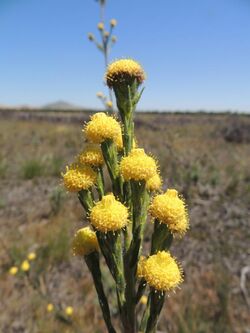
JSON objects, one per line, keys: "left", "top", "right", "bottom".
{"left": 97, "top": 22, "right": 104, "bottom": 30}
{"left": 77, "top": 145, "right": 104, "bottom": 167}
{"left": 27, "top": 252, "right": 36, "bottom": 261}
{"left": 111, "top": 36, "right": 117, "bottom": 43}
{"left": 120, "top": 149, "right": 157, "bottom": 181}
{"left": 83, "top": 112, "right": 121, "bottom": 144}
{"left": 149, "top": 189, "right": 189, "bottom": 237}
{"left": 104, "top": 31, "right": 109, "bottom": 38}
{"left": 110, "top": 19, "right": 117, "bottom": 27}
{"left": 90, "top": 194, "right": 128, "bottom": 232}
{"left": 146, "top": 173, "right": 162, "bottom": 192}
{"left": 96, "top": 91, "right": 104, "bottom": 98}
{"left": 140, "top": 295, "right": 148, "bottom": 305}
{"left": 21, "top": 260, "right": 30, "bottom": 272}
{"left": 47, "top": 303, "right": 54, "bottom": 312}
{"left": 63, "top": 164, "right": 96, "bottom": 192}
{"left": 140, "top": 251, "right": 183, "bottom": 292}
{"left": 65, "top": 306, "right": 74, "bottom": 316}
{"left": 106, "top": 100, "right": 113, "bottom": 108}
{"left": 9, "top": 266, "right": 18, "bottom": 275}
{"left": 106, "top": 59, "right": 146, "bottom": 88}
{"left": 72, "top": 227, "right": 99, "bottom": 256}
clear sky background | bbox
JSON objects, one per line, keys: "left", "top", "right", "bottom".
{"left": 0, "top": 0, "right": 250, "bottom": 111}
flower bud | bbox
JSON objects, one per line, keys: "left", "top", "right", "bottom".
{"left": 96, "top": 91, "right": 104, "bottom": 98}
{"left": 9, "top": 266, "right": 18, "bottom": 275}
{"left": 21, "top": 260, "right": 30, "bottom": 272}
{"left": 97, "top": 22, "right": 104, "bottom": 31}
{"left": 88, "top": 33, "right": 94, "bottom": 41}
{"left": 106, "top": 100, "right": 113, "bottom": 108}
{"left": 72, "top": 227, "right": 99, "bottom": 256}
{"left": 47, "top": 303, "right": 54, "bottom": 312}
{"left": 65, "top": 306, "right": 74, "bottom": 316}
{"left": 110, "top": 19, "right": 117, "bottom": 27}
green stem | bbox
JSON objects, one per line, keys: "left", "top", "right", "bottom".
{"left": 95, "top": 167, "right": 105, "bottom": 199}
{"left": 150, "top": 220, "right": 173, "bottom": 255}
{"left": 78, "top": 189, "right": 94, "bottom": 213}
{"left": 101, "top": 140, "right": 123, "bottom": 199}
{"left": 85, "top": 252, "right": 116, "bottom": 333}
{"left": 95, "top": 231, "right": 127, "bottom": 328}
{"left": 144, "top": 290, "right": 165, "bottom": 333}
{"left": 123, "top": 181, "right": 150, "bottom": 332}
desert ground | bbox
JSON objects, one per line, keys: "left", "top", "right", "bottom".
{"left": 0, "top": 110, "right": 249, "bottom": 333}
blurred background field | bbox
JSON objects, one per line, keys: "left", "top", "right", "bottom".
{"left": 0, "top": 110, "right": 249, "bottom": 333}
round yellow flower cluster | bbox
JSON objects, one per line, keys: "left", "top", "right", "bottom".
{"left": 77, "top": 145, "right": 104, "bottom": 167}
{"left": 21, "top": 260, "right": 30, "bottom": 272}
{"left": 146, "top": 173, "right": 162, "bottom": 192}
{"left": 90, "top": 194, "right": 128, "bottom": 232}
{"left": 106, "top": 59, "right": 146, "bottom": 88}
{"left": 97, "top": 22, "right": 104, "bottom": 31}
{"left": 65, "top": 306, "right": 74, "bottom": 316}
{"left": 120, "top": 149, "right": 157, "bottom": 182}
{"left": 63, "top": 164, "right": 96, "bottom": 192}
{"left": 106, "top": 100, "right": 113, "bottom": 108}
{"left": 137, "top": 251, "right": 183, "bottom": 292}
{"left": 9, "top": 266, "right": 18, "bottom": 275}
{"left": 149, "top": 189, "right": 189, "bottom": 236}
{"left": 83, "top": 112, "right": 122, "bottom": 145}
{"left": 72, "top": 227, "right": 99, "bottom": 256}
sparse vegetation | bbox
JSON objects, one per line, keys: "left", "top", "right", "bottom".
{"left": 0, "top": 112, "right": 249, "bottom": 332}
{"left": 21, "top": 158, "right": 45, "bottom": 179}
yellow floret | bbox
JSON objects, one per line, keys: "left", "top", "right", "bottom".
{"left": 106, "top": 59, "right": 146, "bottom": 88}
{"left": 83, "top": 112, "right": 121, "bottom": 144}
{"left": 90, "top": 194, "right": 128, "bottom": 232}
{"left": 27, "top": 252, "right": 36, "bottom": 261}
{"left": 9, "top": 266, "right": 18, "bottom": 275}
{"left": 106, "top": 100, "right": 113, "bottom": 108}
{"left": 120, "top": 149, "right": 157, "bottom": 181}
{"left": 140, "top": 295, "right": 148, "bottom": 305}
{"left": 110, "top": 19, "right": 117, "bottom": 27}
{"left": 21, "top": 260, "right": 30, "bottom": 272}
{"left": 47, "top": 303, "right": 54, "bottom": 312}
{"left": 77, "top": 145, "right": 104, "bottom": 167}
{"left": 141, "top": 251, "right": 183, "bottom": 292}
{"left": 72, "top": 227, "right": 99, "bottom": 256}
{"left": 65, "top": 306, "right": 74, "bottom": 316}
{"left": 97, "top": 22, "right": 104, "bottom": 30}
{"left": 146, "top": 173, "right": 162, "bottom": 192}
{"left": 149, "top": 189, "right": 189, "bottom": 237}
{"left": 96, "top": 91, "right": 104, "bottom": 98}
{"left": 63, "top": 164, "right": 96, "bottom": 192}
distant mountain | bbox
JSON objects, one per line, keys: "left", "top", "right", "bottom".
{"left": 43, "top": 100, "right": 82, "bottom": 110}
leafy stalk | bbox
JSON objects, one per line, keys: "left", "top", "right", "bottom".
{"left": 101, "top": 140, "right": 123, "bottom": 199}
{"left": 85, "top": 252, "right": 116, "bottom": 333}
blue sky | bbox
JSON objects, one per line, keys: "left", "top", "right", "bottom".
{"left": 0, "top": 0, "right": 250, "bottom": 111}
